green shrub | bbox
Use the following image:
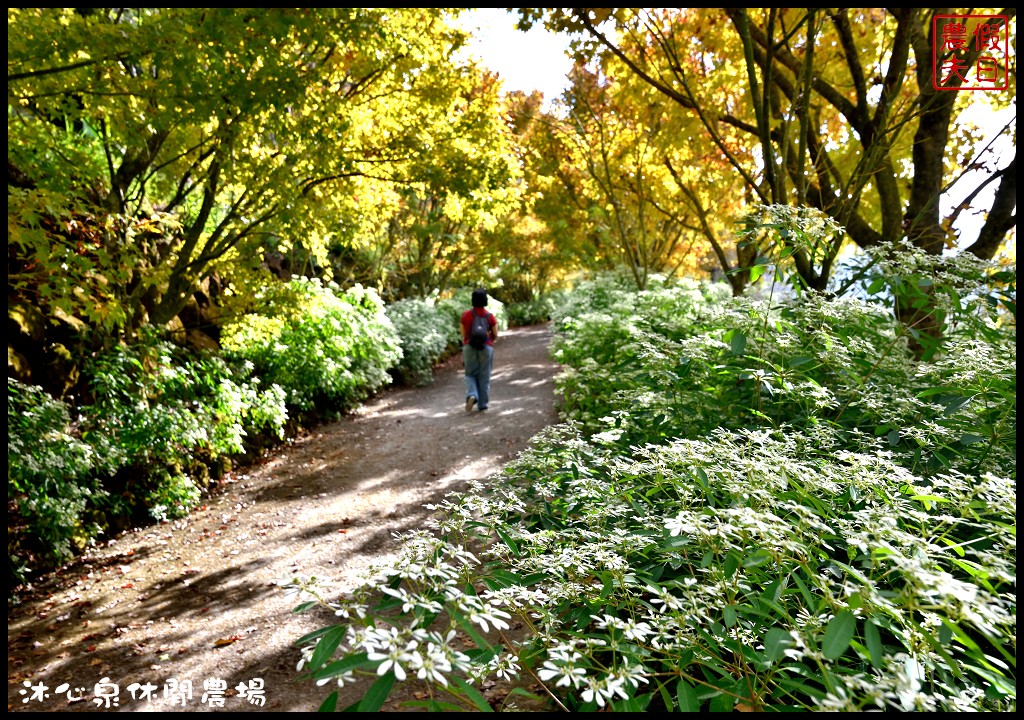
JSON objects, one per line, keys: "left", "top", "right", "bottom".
{"left": 204, "top": 364, "right": 289, "bottom": 456}
{"left": 86, "top": 331, "right": 287, "bottom": 452}
{"left": 222, "top": 278, "right": 402, "bottom": 412}
{"left": 145, "top": 469, "right": 202, "bottom": 523}
{"left": 386, "top": 297, "right": 461, "bottom": 386}
{"left": 9, "top": 319, "right": 293, "bottom": 579}
{"left": 7, "top": 379, "right": 117, "bottom": 578}
{"left": 290, "top": 420, "right": 1015, "bottom": 711}
{"left": 81, "top": 329, "right": 289, "bottom": 521}
{"left": 503, "top": 293, "right": 563, "bottom": 327}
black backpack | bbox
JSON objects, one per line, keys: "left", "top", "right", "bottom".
{"left": 468, "top": 311, "right": 491, "bottom": 350}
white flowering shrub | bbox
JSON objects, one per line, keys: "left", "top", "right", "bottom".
{"left": 287, "top": 258, "right": 1015, "bottom": 711}
{"left": 222, "top": 278, "right": 402, "bottom": 412}
{"left": 385, "top": 297, "right": 461, "bottom": 386}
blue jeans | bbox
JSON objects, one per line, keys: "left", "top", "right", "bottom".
{"left": 463, "top": 344, "right": 493, "bottom": 410}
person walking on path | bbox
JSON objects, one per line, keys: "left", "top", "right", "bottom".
{"left": 461, "top": 288, "right": 498, "bottom": 412}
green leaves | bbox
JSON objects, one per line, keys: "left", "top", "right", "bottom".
{"left": 749, "top": 259, "right": 770, "bottom": 283}
{"left": 222, "top": 279, "right": 401, "bottom": 412}
{"left": 352, "top": 673, "right": 397, "bottom": 712}
{"left": 821, "top": 611, "right": 856, "bottom": 660}
{"left": 763, "top": 627, "right": 794, "bottom": 663}
{"left": 8, "top": 379, "right": 111, "bottom": 574}
{"left": 725, "top": 329, "right": 747, "bottom": 356}
{"left": 738, "top": 205, "right": 845, "bottom": 292}
{"left": 863, "top": 620, "right": 883, "bottom": 668}
{"left": 675, "top": 679, "right": 700, "bottom": 712}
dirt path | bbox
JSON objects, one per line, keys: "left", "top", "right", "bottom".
{"left": 8, "top": 323, "right": 561, "bottom": 713}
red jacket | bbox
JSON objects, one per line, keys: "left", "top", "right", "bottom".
{"left": 461, "top": 308, "right": 496, "bottom": 346}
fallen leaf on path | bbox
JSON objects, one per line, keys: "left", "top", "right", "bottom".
{"left": 214, "top": 635, "right": 243, "bottom": 647}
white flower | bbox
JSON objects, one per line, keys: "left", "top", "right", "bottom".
{"left": 665, "top": 512, "right": 695, "bottom": 537}
{"left": 295, "top": 646, "right": 315, "bottom": 672}
{"left": 380, "top": 585, "right": 420, "bottom": 613}
{"left": 316, "top": 669, "right": 355, "bottom": 687}
{"left": 537, "top": 653, "right": 587, "bottom": 689}
{"left": 407, "top": 642, "right": 452, "bottom": 687}
{"left": 615, "top": 664, "right": 650, "bottom": 690}
{"left": 896, "top": 654, "right": 925, "bottom": 711}
{"left": 648, "top": 585, "right": 683, "bottom": 612}
{"left": 488, "top": 653, "right": 521, "bottom": 681}
{"left": 464, "top": 599, "right": 511, "bottom": 633}
{"left": 365, "top": 629, "right": 416, "bottom": 682}
{"left": 580, "top": 676, "right": 615, "bottom": 707}
{"left": 622, "top": 620, "right": 653, "bottom": 642}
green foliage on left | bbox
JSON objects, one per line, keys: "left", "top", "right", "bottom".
{"left": 84, "top": 331, "right": 282, "bottom": 464}
{"left": 9, "top": 330, "right": 292, "bottom": 582}
{"left": 221, "top": 279, "right": 402, "bottom": 414}
{"left": 7, "top": 379, "right": 119, "bottom": 579}
{"left": 9, "top": 275, "right": 531, "bottom": 583}
{"left": 80, "top": 329, "right": 290, "bottom": 520}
